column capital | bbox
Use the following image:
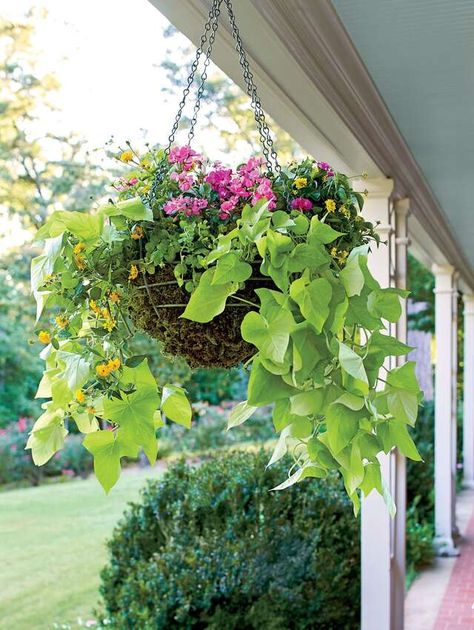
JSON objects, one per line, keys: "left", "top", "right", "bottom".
{"left": 363, "top": 176, "right": 394, "bottom": 200}
{"left": 393, "top": 197, "right": 410, "bottom": 217}
{"left": 432, "top": 263, "right": 455, "bottom": 277}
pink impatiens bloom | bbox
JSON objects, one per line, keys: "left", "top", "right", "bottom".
{"left": 163, "top": 196, "right": 187, "bottom": 216}
{"left": 317, "top": 161, "right": 334, "bottom": 177}
{"left": 219, "top": 195, "right": 239, "bottom": 219}
{"left": 189, "top": 198, "right": 208, "bottom": 216}
{"left": 291, "top": 197, "right": 313, "bottom": 211}
{"left": 168, "top": 145, "right": 201, "bottom": 170}
{"left": 170, "top": 171, "right": 194, "bottom": 192}
{"left": 252, "top": 177, "right": 276, "bottom": 210}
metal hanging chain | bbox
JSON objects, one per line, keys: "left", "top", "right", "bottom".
{"left": 165, "top": 0, "right": 223, "bottom": 152}
{"left": 223, "top": 0, "right": 281, "bottom": 173}
{"left": 187, "top": 2, "right": 223, "bottom": 144}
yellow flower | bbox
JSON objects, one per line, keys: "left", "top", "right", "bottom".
{"left": 109, "top": 291, "right": 121, "bottom": 303}
{"left": 325, "top": 199, "right": 336, "bottom": 212}
{"left": 330, "top": 247, "right": 338, "bottom": 258}
{"left": 337, "top": 250, "right": 349, "bottom": 264}
{"left": 55, "top": 314, "right": 69, "bottom": 329}
{"left": 107, "top": 358, "right": 121, "bottom": 371}
{"left": 74, "top": 254, "right": 86, "bottom": 270}
{"left": 86, "top": 406, "right": 96, "bottom": 415}
{"left": 140, "top": 159, "right": 151, "bottom": 169}
{"left": 141, "top": 184, "right": 151, "bottom": 194}
{"left": 129, "top": 265, "right": 139, "bottom": 281}
{"left": 89, "top": 299, "right": 101, "bottom": 314}
{"left": 101, "top": 307, "right": 111, "bottom": 319}
{"left": 96, "top": 364, "right": 111, "bottom": 378}
{"left": 76, "top": 389, "right": 86, "bottom": 403}
{"left": 293, "top": 177, "right": 308, "bottom": 190}
{"left": 103, "top": 318, "right": 116, "bottom": 332}
{"left": 339, "top": 205, "right": 351, "bottom": 217}
{"left": 73, "top": 242, "right": 85, "bottom": 255}
{"left": 120, "top": 150, "right": 134, "bottom": 163}
{"left": 38, "top": 330, "right": 51, "bottom": 344}
{"left": 131, "top": 226, "right": 144, "bottom": 240}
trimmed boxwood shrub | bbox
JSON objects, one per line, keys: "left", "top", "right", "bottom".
{"left": 99, "top": 450, "right": 360, "bottom": 630}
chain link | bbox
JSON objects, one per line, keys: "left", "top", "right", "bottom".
{"left": 152, "top": 0, "right": 281, "bottom": 197}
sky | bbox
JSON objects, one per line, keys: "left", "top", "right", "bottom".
{"left": 2, "top": 0, "right": 183, "bottom": 150}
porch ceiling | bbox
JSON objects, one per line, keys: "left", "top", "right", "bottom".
{"left": 148, "top": 0, "right": 474, "bottom": 288}
{"left": 333, "top": 0, "right": 474, "bottom": 270}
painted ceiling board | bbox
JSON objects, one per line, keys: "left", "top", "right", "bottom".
{"left": 333, "top": 0, "right": 474, "bottom": 267}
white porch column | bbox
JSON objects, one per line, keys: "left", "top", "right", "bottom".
{"left": 463, "top": 294, "right": 474, "bottom": 488}
{"left": 392, "top": 197, "right": 410, "bottom": 630}
{"left": 433, "top": 264, "right": 459, "bottom": 556}
{"left": 361, "top": 178, "right": 401, "bottom": 630}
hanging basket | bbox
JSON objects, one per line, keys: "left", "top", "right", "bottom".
{"left": 129, "top": 266, "right": 273, "bottom": 368}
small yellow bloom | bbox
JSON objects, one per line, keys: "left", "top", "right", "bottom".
{"left": 55, "top": 314, "right": 69, "bottom": 329}
{"left": 337, "top": 250, "right": 349, "bottom": 264}
{"left": 101, "top": 307, "right": 111, "bottom": 320}
{"left": 73, "top": 242, "right": 86, "bottom": 255}
{"left": 131, "top": 225, "right": 144, "bottom": 240}
{"left": 86, "top": 406, "right": 96, "bottom": 415}
{"left": 103, "top": 318, "right": 116, "bottom": 332}
{"left": 330, "top": 247, "right": 338, "bottom": 258}
{"left": 74, "top": 254, "right": 86, "bottom": 270}
{"left": 120, "top": 150, "right": 134, "bottom": 163}
{"left": 339, "top": 205, "right": 351, "bottom": 217}
{"left": 109, "top": 291, "right": 121, "bottom": 303}
{"left": 38, "top": 330, "right": 51, "bottom": 344}
{"left": 129, "top": 264, "right": 139, "bottom": 281}
{"left": 96, "top": 364, "right": 111, "bottom": 378}
{"left": 76, "top": 389, "right": 86, "bottom": 403}
{"left": 90, "top": 299, "right": 101, "bottom": 314}
{"left": 140, "top": 159, "right": 151, "bottom": 169}
{"left": 293, "top": 177, "right": 308, "bottom": 190}
{"left": 107, "top": 358, "right": 121, "bottom": 371}
{"left": 141, "top": 184, "right": 151, "bottom": 194}
{"left": 325, "top": 199, "right": 336, "bottom": 212}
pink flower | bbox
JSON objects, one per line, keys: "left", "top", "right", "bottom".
{"left": 170, "top": 171, "right": 194, "bottom": 192}
{"left": 291, "top": 197, "right": 313, "bottom": 211}
{"left": 127, "top": 177, "right": 138, "bottom": 186}
{"left": 163, "top": 196, "right": 187, "bottom": 216}
{"left": 228, "top": 177, "right": 250, "bottom": 198}
{"left": 205, "top": 168, "right": 232, "bottom": 191}
{"left": 61, "top": 468, "right": 75, "bottom": 477}
{"left": 317, "top": 161, "right": 334, "bottom": 177}
{"left": 238, "top": 156, "right": 265, "bottom": 187}
{"left": 189, "top": 198, "right": 208, "bottom": 216}
{"left": 252, "top": 177, "right": 276, "bottom": 210}
{"left": 219, "top": 195, "right": 239, "bottom": 219}
{"left": 168, "top": 145, "right": 201, "bottom": 170}
{"left": 17, "top": 417, "right": 28, "bottom": 432}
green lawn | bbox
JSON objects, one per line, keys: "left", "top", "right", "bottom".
{"left": 0, "top": 468, "right": 162, "bottom": 630}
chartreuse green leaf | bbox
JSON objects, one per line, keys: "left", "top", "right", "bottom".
{"left": 83, "top": 430, "right": 140, "bottom": 493}
{"left": 161, "top": 385, "right": 192, "bottom": 428}
{"left": 290, "top": 277, "right": 332, "bottom": 333}
{"left": 266, "top": 229, "right": 293, "bottom": 268}
{"left": 325, "top": 402, "right": 361, "bottom": 454}
{"left": 290, "top": 389, "right": 325, "bottom": 416}
{"left": 287, "top": 242, "right": 330, "bottom": 273}
{"left": 271, "top": 465, "right": 326, "bottom": 491}
{"left": 338, "top": 342, "right": 369, "bottom": 396}
{"left": 385, "top": 362, "right": 421, "bottom": 425}
{"left": 367, "top": 288, "right": 408, "bottom": 323}
{"left": 35, "top": 210, "right": 104, "bottom": 242}
{"left": 309, "top": 216, "right": 345, "bottom": 244}
{"left": 56, "top": 351, "right": 90, "bottom": 393}
{"left": 26, "top": 407, "right": 67, "bottom": 465}
{"left": 228, "top": 401, "right": 258, "bottom": 429}
{"left": 378, "top": 420, "right": 422, "bottom": 461}
{"left": 369, "top": 331, "right": 413, "bottom": 357}
{"left": 99, "top": 196, "right": 153, "bottom": 221}
{"left": 340, "top": 253, "right": 365, "bottom": 297}
{"left": 181, "top": 268, "right": 237, "bottom": 323}
{"left": 272, "top": 399, "right": 301, "bottom": 432}
{"left": 360, "top": 461, "right": 383, "bottom": 497}
{"left": 103, "top": 386, "right": 160, "bottom": 464}
{"left": 212, "top": 252, "right": 252, "bottom": 285}
{"left": 241, "top": 309, "right": 294, "bottom": 364}
{"left": 248, "top": 359, "right": 299, "bottom": 406}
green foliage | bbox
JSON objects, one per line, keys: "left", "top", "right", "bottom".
{"left": 99, "top": 450, "right": 361, "bottom": 630}
{"left": 0, "top": 249, "right": 43, "bottom": 426}
{"left": 407, "top": 254, "right": 434, "bottom": 333}
{"left": 0, "top": 418, "right": 92, "bottom": 486}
